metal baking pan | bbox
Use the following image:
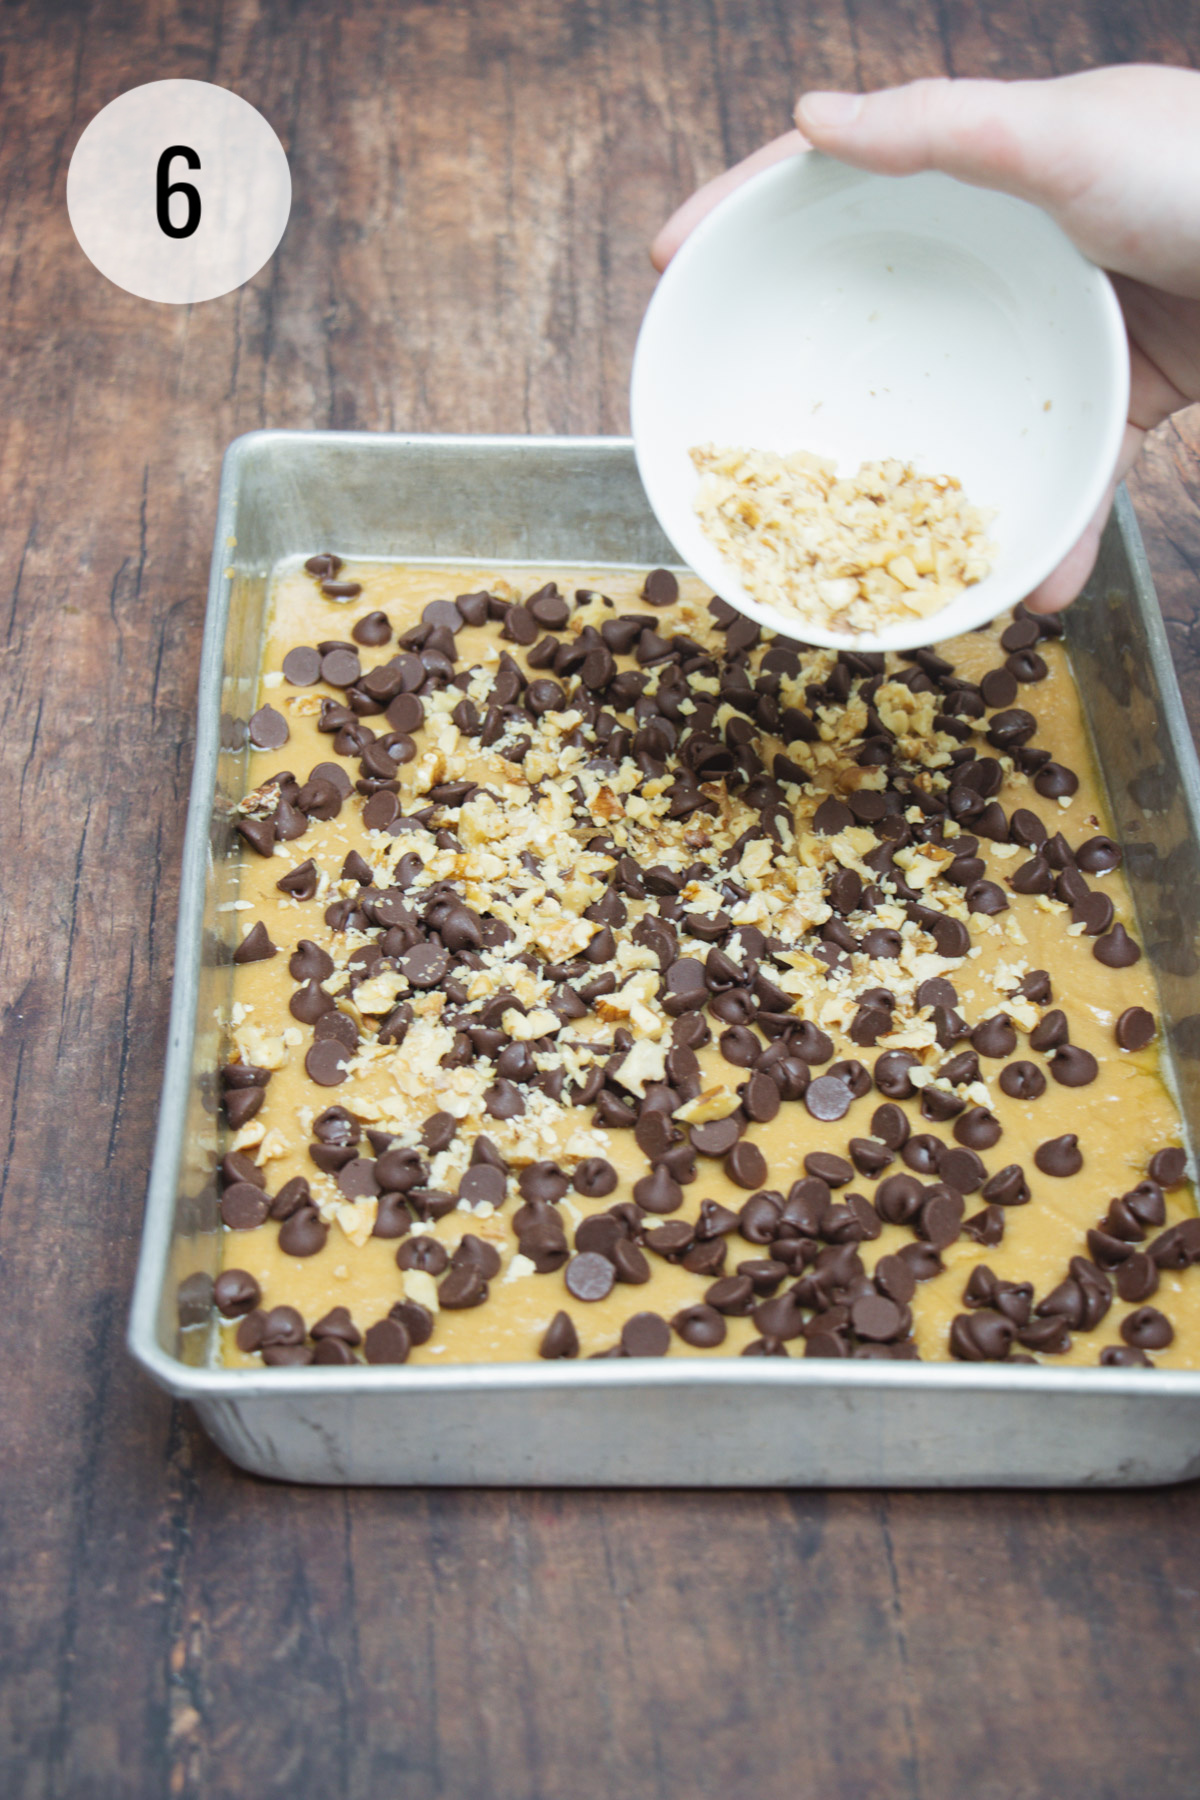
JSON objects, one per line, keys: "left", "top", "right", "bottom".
{"left": 128, "top": 431, "right": 1200, "bottom": 1486}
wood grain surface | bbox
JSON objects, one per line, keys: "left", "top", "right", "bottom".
{"left": 2, "top": 4, "right": 1199, "bottom": 1796}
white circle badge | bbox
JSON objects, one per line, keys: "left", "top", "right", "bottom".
{"left": 67, "top": 80, "right": 292, "bottom": 304}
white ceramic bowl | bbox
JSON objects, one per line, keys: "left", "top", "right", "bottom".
{"left": 631, "top": 151, "right": 1129, "bottom": 651}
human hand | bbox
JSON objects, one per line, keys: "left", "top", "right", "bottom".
{"left": 651, "top": 66, "right": 1200, "bottom": 613}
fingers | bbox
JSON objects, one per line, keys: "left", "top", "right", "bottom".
{"left": 650, "top": 130, "right": 809, "bottom": 272}
{"left": 795, "top": 78, "right": 1038, "bottom": 190}
{"left": 1023, "top": 422, "right": 1143, "bottom": 614}
{"left": 795, "top": 68, "right": 1200, "bottom": 292}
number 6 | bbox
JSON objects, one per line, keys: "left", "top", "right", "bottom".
{"left": 157, "top": 145, "right": 201, "bottom": 240}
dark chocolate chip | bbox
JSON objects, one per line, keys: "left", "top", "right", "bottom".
{"left": 1149, "top": 1148, "right": 1187, "bottom": 1188}
{"left": 249, "top": 704, "right": 289, "bottom": 749}
{"left": 278, "top": 1206, "right": 329, "bottom": 1256}
{"left": 565, "top": 1251, "right": 616, "bottom": 1302}
{"left": 439, "top": 1265, "right": 489, "bottom": 1309}
{"left": 971, "top": 1014, "right": 1016, "bottom": 1058}
{"left": 805, "top": 1076, "right": 853, "bottom": 1122}
{"left": 999, "top": 1060, "right": 1046, "bottom": 1101}
{"left": 1116, "top": 1253, "right": 1160, "bottom": 1305}
{"left": 1035, "top": 1133, "right": 1083, "bottom": 1177}
{"left": 954, "top": 1108, "right": 1001, "bottom": 1151}
{"left": 1033, "top": 761, "right": 1079, "bottom": 799}
{"left": 233, "top": 920, "right": 277, "bottom": 964}
{"left": 1121, "top": 1306, "right": 1173, "bottom": 1351}
{"left": 305, "top": 1039, "right": 350, "bottom": 1087}
{"left": 980, "top": 667, "right": 1018, "bottom": 708}
{"left": 539, "top": 1311, "right": 579, "bottom": 1359}
{"left": 219, "top": 1183, "right": 269, "bottom": 1230}
{"left": 1093, "top": 925, "right": 1141, "bottom": 967}
{"left": 363, "top": 1318, "right": 411, "bottom": 1363}
{"left": 1116, "top": 1007, "right": 1156, "bottom": 1051}
{"left": 981, "top": 1164, "right": 1030, "bottom": 1206}
{"left": 1100, "top": 1345, "right": 1152, "bottom": 1367}
{"left": 1050, "top": 1043, "right": 1099, "bottom": 1087}
{"left": 621, "top": 1312, "right": 670, "bottom": 1356}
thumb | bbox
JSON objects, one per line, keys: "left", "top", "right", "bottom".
{"left": 794, "top": 68, "right": 1200, "bottom": 295}
{"left": 793, "top": 78, "right": 1043, "bottom": 193}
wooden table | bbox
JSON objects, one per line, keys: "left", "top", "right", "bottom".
{"left": 3, "top": 4, "right": 1199, "bottom": 1795}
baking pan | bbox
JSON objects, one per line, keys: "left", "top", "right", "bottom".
{"left": 128, "top": 431, "right": 1200, "bottom": 1486}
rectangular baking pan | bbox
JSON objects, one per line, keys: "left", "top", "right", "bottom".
{"left": 128, "top": 431, "right": 1200, "bottom": 1486}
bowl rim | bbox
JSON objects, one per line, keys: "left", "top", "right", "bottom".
{"left": 630, "top": 150, "right": 1131, "bottom": 651}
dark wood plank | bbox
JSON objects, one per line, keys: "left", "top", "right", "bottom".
{"left": 1, "top": 3, "right": 1199, "bottom": 1797}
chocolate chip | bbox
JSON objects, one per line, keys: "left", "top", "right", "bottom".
{"left": 716, "top": 1138, "right": 763, "bottom": 1190}
{"left": 642, "top": 568, "right": 679, "bottom": 607}
{"left": 1093, "top": 924, "right": 1141, "bottom": 967}
{"left": 939, "top": 1147, "right": 985, "bottom": 1193}
{"left": 278, "top": 1206, "right": 329, "bottom": 1256}
{"left": 869, "top": 1103, "right": 910, "bottom": 1150}
{"left": 961, "top": 1205, "right": 1005, "bottom": 1245}
{"left": 805, "top": 1075, "right": 853, "bottom": 1122}
{"left": 518, "top": 1161, "right": 569, "bottom": 1204}
{"left": 949, "top": 1310, "right": 1014, "bottom": 1361}
{"left": 1121, "top": 1305, "right": 1173, "bottom": 1351}
{"left": 874, "top": 1051, "right": 921, "bottom": 1101}
{"left": 361, "top": 1318, "right": 410, "bottom": 1364}
{"left": 276, "top": 859, "right": 319, "bottom": 899}
{"left": 621, "top": 1312, "right": 670, "bottom": 1356}
{"left": 249, "top": 704, "right": 290, "bottom": 750}
{"left": 1116, "top": 1253, "right": 1160, "bottom": 1304}
{"left": 439, "top": 1264, "right": 489, "bottom": 1309}
{"left": 874, "top": 1254, "right": 916, "bottom": 1307}
{"left": 981, "top": 1164, "right": 1030, "bottom": 1206}
{"left": 813, "top": 796, "right": 854, "bottom": 834}
{"left": 918, "top": 1191, "right": 964, "bottom": 1250}
{"left": 213, "top": 1268, "right": 262, "bottom": 1317}
{"left": 396, "top": 1235, "right": 447, "bottom": 1276}
{"left": 1050, "top": 1043, "right": 1098, "bottom": 1087}
{"left": 1100, "top": 1344, "right": 1153, "bottom": 1367}
{"left": 1028, "top": 1009, "right": 1067, "bottom": 1053}
{"left": 1149, "top": 1148, "right": 1187, "bottom": 1188}
{"left": 305, "top": 1039, "right": 350, "bottom": 1087}
{"left": 740, "top": 1070, "right": 781, "bottom": 1125}
{"left": 1115, "top": 1006, "right": 1156, "bottom": 1051}
{"left": 1073, "top": 891, "right": 1115, "bottom": 936}
{"left": 565, "top": 1251, "right": 616, "bottom": 1301}
{"left": 1035, "top": 1134, "right": 1083, "bottom": 1177}
{"left": 232, "top": 920, "right": 278, "bottom": 966}
{"left": 452, "top": 1234, "right": 502, "bottom": 1280}
{"left": 310, "top": 1306, "right": 362, "bottom": 1347}
{"left": 954, "top": 1108, "right": 1002, "bottom": 1151}
{"left": 1033, "top": 761, "right": 1078, "bottom": 799}
{"left": 999, "top": 1060, "right": 1046, "bottom": 1100}
{"left": 1007, "top": 648, "right": 1048, "bottom": 682}
{"left": 219, "top": 1178, "right": 271, "bottom": 1231}
{"left": 259, "top": 1305, "right": 306, "bottom": 1347}
{"left": 539, "top": 1311, "right": 580, "bottom": 1358}
{"left": 320, "top": 648, "right": 362, "bottom": 688}
{"left": 283, "top": 645, "right": 322, "bottom": 685}
{"left": 270, "top": 1177, "right": 313, "bottom": 1223}
{"left": 966, "top": 879, "right": 1007, "bottom": 915}
{"left": 970, "top": 1014, "right": 1016, "bottom": 1059}
{"left": 874, "top": 1173, "right": 923, "bottom": 1226}
{"left": 567, "top": 1157, "right": 614, "bottom": 1201}
{"left": 980, "top": 667, "right": 1018, "bottom": 708}
{"left": 851, "top": 1293, "right": 905, "bottom": 1342}
{"left": 931, "top": 916, "right": 970, "bottom": 957}
{"left": 612, "top": 1239, "right": 652, "bottom": 1284}
{"left": 633, "top": 1165, "right": 684, "bottom": 1213}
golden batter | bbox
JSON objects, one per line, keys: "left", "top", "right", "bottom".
{"left": 214, "top": 557, "right": 1198, "bottom": 1368}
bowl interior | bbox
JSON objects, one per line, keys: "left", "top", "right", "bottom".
{"left": 631, "top": 153, "right": 1128, "bottom": 650}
